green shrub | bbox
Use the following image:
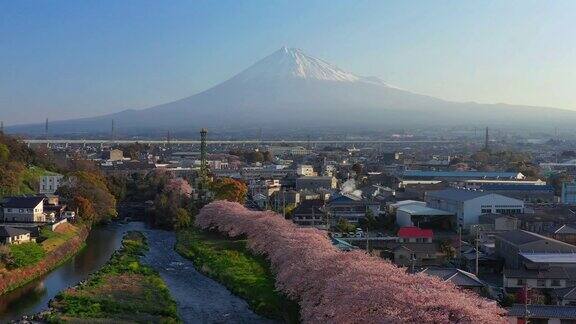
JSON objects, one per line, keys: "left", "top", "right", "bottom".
{"left": 176, "top": 228, "right": 300, "bottom": 323}
{"left": 9, "top": 242, "right": 45, "bottom": 268}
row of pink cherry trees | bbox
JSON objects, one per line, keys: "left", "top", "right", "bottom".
{"left": 196, "top": 201, "right": 505, "bottom": 323}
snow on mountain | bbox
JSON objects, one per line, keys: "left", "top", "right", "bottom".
{"left": 234, "top": 47, "right": 361, "bottom": 82}
{"left": 8, "top": 47, "right": 576, "bottom": 135}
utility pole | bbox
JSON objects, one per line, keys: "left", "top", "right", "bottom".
{"left": 199, "top": 128, "right": 210, "bottom": 203}
{"left": 458, "top": 226, "right": 462, "bottom": 267}
{"left": 0, "top": 121, "right": 4, "bottom": 134}
{"left": 475, "top": 229, "right": 480, "bottom": 275}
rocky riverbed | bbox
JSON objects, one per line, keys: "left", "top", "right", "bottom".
{"left": 140, "top": 228, "right": 275, "bottom": 324}
{"left": 7, "top": 223, "right": 275, "bottom": 324}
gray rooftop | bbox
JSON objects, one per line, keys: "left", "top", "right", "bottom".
{"left": 420, "top": 268, "right": 484, "bottom": 287}
{"left": 508, "top": 304, "right": 576, "bottom": 319}
{"left": 397, "top": 204, "right": 454, "bottom": 216}
{"left": 0, "top": 226, "right": 31, "bottom": 238}
{"left": 426, "top": 188, "right": 492, "bottom": 202}
{"left": 2, "top": 196, "right": 44, "bottom": 209}
{"left": 498, "top": 230, "right": 576, "bottom": 249}
{"left": 520, "top": 252, "right": 576, "bottom": 264}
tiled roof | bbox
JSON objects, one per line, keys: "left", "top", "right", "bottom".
{"left": 0, "top": 226, "right": 31, "bottom": 238}
{"left": 2, "top": 196, "right": 44, "bottom": 208}
{"left": 497, "top": 230, "right": 575, "bottom": 249}
{"left": 507, "top": 304, "right": 576, "bottom": 319}
{"left": 403, "top": 170, "right": 520, "bottom": 179}
{"left": 398, "top": 227, "right": 433, "bottom": 239}
{"left": 426, "top": 188, "right": 491, "bottom": 202}
{"left": 420, "top": 268, "right": 484, "bottom": 287}
{"left": 481, "top": 184, "right": 555, "bottom": 191}
{"left": 504, "top": 267, "right": 570, "bottom": 279}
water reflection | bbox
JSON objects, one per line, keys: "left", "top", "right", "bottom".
{"left": 0, "top": 222, "right": 142, "bottom": 322}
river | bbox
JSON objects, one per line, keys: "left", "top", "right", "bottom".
{"left": 0, "top": 222, "right": 272, "bottom": 323}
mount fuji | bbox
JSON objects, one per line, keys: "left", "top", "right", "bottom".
{"left": 9, "top": 47, "right": 576, "bottom": 135}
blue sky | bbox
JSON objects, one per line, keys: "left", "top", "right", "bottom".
{"left": 2, "top": 0, "right": 576, "bottom": 124}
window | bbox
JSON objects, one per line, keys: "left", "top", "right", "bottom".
{"left": 516, "top": 279, "right": 525, "bottom": 286}
{"left": 537, "top": 279, "right": 546, "bottom": 287}
{"left": 551, "top": 279, "right": 561, "bottom": 287}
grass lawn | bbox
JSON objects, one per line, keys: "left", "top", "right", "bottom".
{"left": 8, "top": 242, "right": 45, "bottom": 268}
{"left": 49, "top": 231, "right": 179, "bottom": 323}
{"left": 40, "top": 223, "right": 81, "bottom": 253}
{"left": 176, "top": 228, "right": 300, "bottom": 323}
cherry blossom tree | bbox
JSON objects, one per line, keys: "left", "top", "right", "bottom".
{"left": 196, "top": 200, "right": 505, "bottom": 323}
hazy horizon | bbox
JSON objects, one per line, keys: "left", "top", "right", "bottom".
{"left": 2, "top": 1, "right": 576, "bottom": 125}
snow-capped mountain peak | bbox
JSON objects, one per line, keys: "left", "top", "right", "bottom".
{"left": 234, "top": 46, "right": 363, "bottom": 82}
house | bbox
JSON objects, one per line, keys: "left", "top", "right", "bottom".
{"left": 420, "top": 268, "right": 485, "bottom": 293}
{"left": 503, "top": 267, "right": 571, "bottom": 290}
{"left": 401, "top": 170, "right": 525, "bottom": 182}
{"left": 520, "top": 252, "right": 576, "bottom": 269}
{"left": 397, "top": 227, "right": 433, "bottom": 243}
{"left": 291, "top": 199, "right": 325, "bottom": 228}
{"left": 104, "top": 148, "right": 124, "bottom": 161}
{"left": 387, "top": 200, "right": 426, "bottom": 214}
{"left": 480, "top": 184, "right": 555, "bottom": 203}
{"left": 495, "top": 230, "right": 576, "bottom": 269}
{"left": 1, "top": 196, "right": 45, "bottom": 223}
{"left": 295, "top": 176, "right": 337, "bottom": 191}
{"left": 395, "top": 204, "right": 454, "bottom": 229}
{"left": 426, "top": 188, "right": 525, "bottom": 228}
{"left": 0, "top": 226, "right": 33, "bottom": 244}
{"left": 507, "top": 304, "right": 576, "bottom": 323}
{"left": 39, "top": 174, "right": 64, "bottom": 194}
{"left": 478, "top": 214, "right": 520, "bottom": 232}
{"left": 391, "top": 243, "right": 442, "bottom": 268}
{"left": 549, "top": 225, "right": 576, "bottom": 245}
{"left": 326, "top": 193, "right": 380, "bottom": 224}
{"left": 551, "top": 286, "right": 576, "bottom": 306}
{"left": 296, "top": 165, "right": 317, "bottom": 177}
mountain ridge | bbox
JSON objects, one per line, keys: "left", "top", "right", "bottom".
{"left": 8, "top": 47, "right": 576, "bottom": 135}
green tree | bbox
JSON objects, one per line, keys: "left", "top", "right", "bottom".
{"left": 57, "top": 171, "right": 118, "bottom": 224}
{"left": 359, "top": 209, "right": 378, "bottom": 230}
{"left": 211, "top": 178, "right": 248, "bottom": 203}
{"left": 336, "top": 218, "right": 356, "bottom": 233}
{"left": 0, "top": 143, "right": 9, "bottom": 162}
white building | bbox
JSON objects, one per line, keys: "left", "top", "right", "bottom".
{"left": 425, "top": 188, "right": 524, "bottom": 228}
{"left": 1, "top": 196, "right": 45, "bottom": 223}
{"left": 296, "top": 165, "right": 317, "bottom": 177}
{"left": 39, "top": 174, "right": 64, "bottom": 194}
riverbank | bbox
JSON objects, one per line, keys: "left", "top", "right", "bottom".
{"left": 175, "top": 228, "right": 300, "bottom": 323}
{"left": 45, "top": 231, "right": 179, "bottom": 323}
{"left": 0, "top": 223, "right": 89, "bottom": 295}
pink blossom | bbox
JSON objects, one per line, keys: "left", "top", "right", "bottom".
{"left": 196, "top": 201, "right": 505, "bottom": 323}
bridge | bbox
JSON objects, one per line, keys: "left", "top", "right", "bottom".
{"left": 24, "top": 139, "right": 458, "bottom": 145}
